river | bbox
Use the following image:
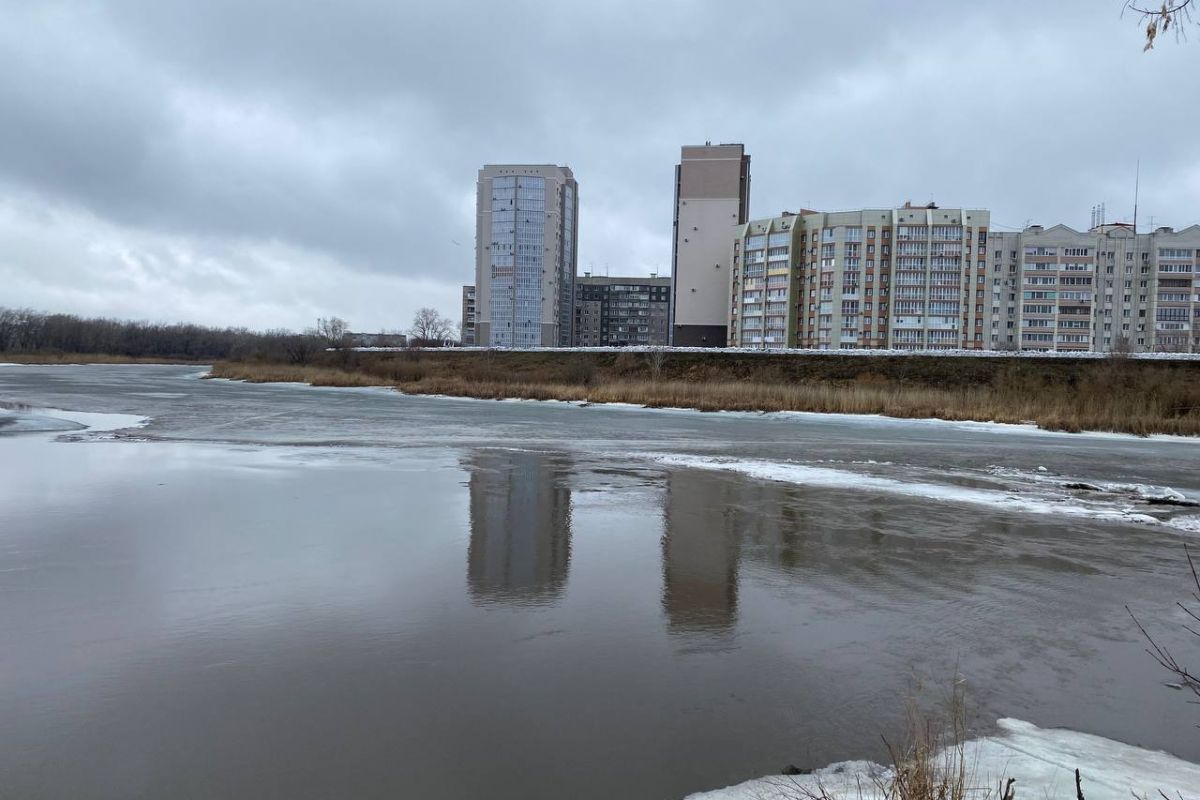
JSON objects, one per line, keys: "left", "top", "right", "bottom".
{"left": 1, "top": 364, "right": 1198, "bottom": 799}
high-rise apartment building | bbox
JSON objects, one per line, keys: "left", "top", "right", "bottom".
{"left": 475, "top": 164, "right": 579, "bottom": 347}
{"left": 730, "top": 204, "right": 992, "bottom": 350}
{"left": 671, "top": 144, "right": 750, "bottom": 347}
{"left": 988, "top": 223, "right": 1200, "bottom": 353}
{"left": 727, "top": 213, "right": 803, "bottom": 348}
{"left": 573, "top": 275, "right": 671, "bottom": 347}
{"left": 461, "top": 285, "right": 476, "bottom": 346}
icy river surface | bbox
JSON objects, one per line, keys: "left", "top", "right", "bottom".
{"left": 1, "top": 364, "right": 1199, "bottom": 799}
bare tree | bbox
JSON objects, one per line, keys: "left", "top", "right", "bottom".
{"left": 1126, "top": 0, "right": 1194, "bottom": 49}
{"left": 644, "top": 347, "right": 667, "bottom": 382}
{"left": 316, "top": 316, "right": 349, "bottom": 347}
{"left": 1127, "top": 544, "right": 1200, "bottom": 701}
{"left": 409, "top": 307, "right": 452, "bottom": 346}
{"left": 1110, "top": 334, "right": 1135, "bottom": 360}
{"left": 283, "top": 334, "right": 319, "bottom": 364}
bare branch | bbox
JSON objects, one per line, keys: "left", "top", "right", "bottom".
{"left": 1125, "top": 0, "right": 1194, "bottom": 49}
{"left": 1127, "top": 603, "right": 1200, "bottom": 698}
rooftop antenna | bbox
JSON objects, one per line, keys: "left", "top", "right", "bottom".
{"left": 1133, "top": 159, "right": 1140, "bottom": 235}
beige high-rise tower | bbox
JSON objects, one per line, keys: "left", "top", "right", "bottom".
{"left": 670, "top": 143, "right": 750, "bottom": 346}
{"left": 475, "top": 164, "right": 578, "bottom": 347}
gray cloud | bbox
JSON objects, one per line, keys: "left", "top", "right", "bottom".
{"left": 0, "top": 0, "right": 1196, "bottom": 331}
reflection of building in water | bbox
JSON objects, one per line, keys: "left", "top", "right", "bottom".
{"left": 661, "top": 469, "right": 740, "bottom": 632}
{"left": 466, "top": 449, "right": 572, "bottom": 605}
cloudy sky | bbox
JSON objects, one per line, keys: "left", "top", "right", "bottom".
{"left": 1, "top": 1, "right": 1197, "bottom": 332}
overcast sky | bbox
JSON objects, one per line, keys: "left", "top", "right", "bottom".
{"left": 1, "top": 1, "right": 1197, "bottom": 332}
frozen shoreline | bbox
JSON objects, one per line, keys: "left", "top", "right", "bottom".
{"left": 687, "top": 718, "right": 1200, "bottom": 800}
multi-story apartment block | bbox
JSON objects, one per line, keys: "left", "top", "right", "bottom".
{"left": 461, "top": 285, "right": 477, "bottom": 346}
{"left": 573, "top": 275, "right": 671, "bottom": 347}
{"left": 730, "top": 204, "right": 992, "bottom": 350}
{"left": 988, "top": 223, "right": 1200, "bottom": 352}
{"left": 727, "top": 213, "right": 804, "bottom": 348}
{"left": 475, "top": 164, "right": 579, "bottom": 347}
{"left": 671, "top": 143, "right": 750, "bottom": 347}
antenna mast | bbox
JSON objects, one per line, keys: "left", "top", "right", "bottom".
{"left": 1133, "top": 159, "right": 1140, "bottom": 235}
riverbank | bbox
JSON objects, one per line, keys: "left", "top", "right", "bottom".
{"left": 207, "top": 350, "right": 1200, "bottom": 436}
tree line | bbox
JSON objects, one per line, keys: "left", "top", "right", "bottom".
{"left": 0, "top": 307, "right": 459, "bottom": 362}
{"left": 0, "top": 307, "right": 328, "bottom": 362}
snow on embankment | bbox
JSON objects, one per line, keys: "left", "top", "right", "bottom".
{"left": 687, "top": 718, "right": 1200, "bottom": 800}
{"left": 357, "top": 345, "right": 1200, "bottom": 361}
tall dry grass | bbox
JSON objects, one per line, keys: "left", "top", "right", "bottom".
{"left": 206, "top": 355, "right": 1200, "bottom": 437}
{"left": 206, "top": 363, "right": 389, "bottom": 387}
{"left": 772, "top": 681, "right": 1022, "bottom": 800}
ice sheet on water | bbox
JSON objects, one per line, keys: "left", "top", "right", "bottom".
{"left": 645, "top": 454, "right": 1181, "bottom": 528}
{"left": 1168, "top": 515, "right": 1200, "bottom": 533}
{"left": 0, "top": 406, "right": 147, "bottom": 436}
{"left": 687, "top": 718, "right": 1200, "bottom": 800}
{"left": 990, "top": 466, "right": 1200, "bottom": 508}
{"left": 0, "top": 409, "right": 87, "bottom": 434}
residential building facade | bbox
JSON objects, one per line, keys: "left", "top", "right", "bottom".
{"left": 730, "top": 204, "right": 993, "bottom": 350}
{"left": 727, "top": 213, "right": 803, "bottom": 348}
{"left": 988, "top": 223, "right": 1200, "bottom": 352}
{"left": 475, "top": 164, "right": 579, "bottom": 347}
{"left": 671, "top": 143, "right": 750, "bottom": 347}
{"left": 461, "top": 284, "right": 476, "bottom": 346}
{"left": 573, "top": 275, "right": 671, "bottom": 347}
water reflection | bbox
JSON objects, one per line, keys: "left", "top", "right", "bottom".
{"left": 465, "top": 449, "right": 572, "bottom": 605}
{"left": 661, "top": 469, "right": 740, "bottom": 633}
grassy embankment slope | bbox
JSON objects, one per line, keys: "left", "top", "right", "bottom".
{"left": 208, "top": 350, "right": 1200, "bottom": 436}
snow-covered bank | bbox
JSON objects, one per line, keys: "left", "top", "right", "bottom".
{"left": 355, "top": 345, "right": 1200, "bottom": 361}
{"left": 686, "top": 718, "right": 1200, "bottom": 799}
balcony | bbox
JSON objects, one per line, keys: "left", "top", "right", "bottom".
{"left": 926, "top": 319, "right": 960, "bottom": 331}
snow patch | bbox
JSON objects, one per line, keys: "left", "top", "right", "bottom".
{"left": 687, "top": 718, "right": 1200, "bottom": 800}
